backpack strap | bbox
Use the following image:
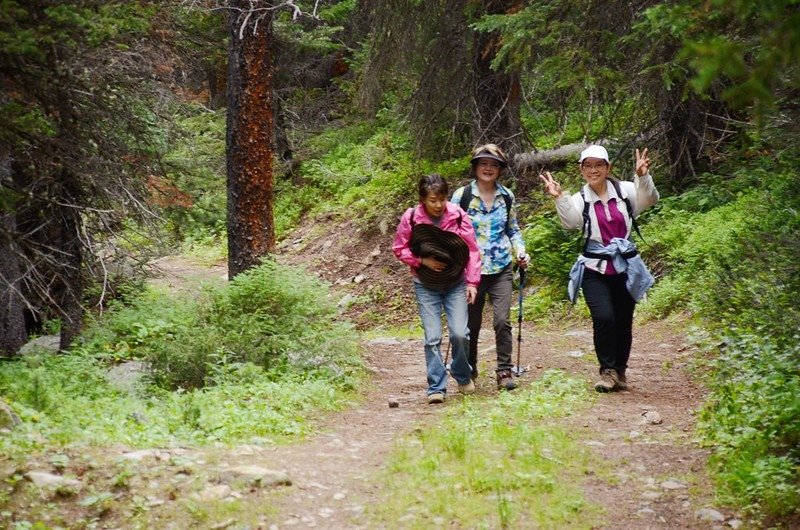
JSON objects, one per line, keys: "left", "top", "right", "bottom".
{"left": 580, "top": 189, "right": 591, "bottom": 253}
{"left": 458, "top": 185, "right": 473, "bottom": 213}
{"left": 459, "top": 184, "right": 513, "bottom": 234}
{"left": 609, "top": 178, "right": 645, "bottom": 243}
{"left": 409, "top": 205, "right": 462, "bottom": 230}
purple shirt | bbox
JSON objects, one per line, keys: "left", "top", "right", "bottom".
{"left": 593, "top": 199, "right": 627, "bottom": 274}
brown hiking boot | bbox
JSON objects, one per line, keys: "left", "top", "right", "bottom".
{"left": 496, "top": 369, "right": 517, "bottom": 391}
{"left": 427, "top": 392, "right": 445, "bottom": 404}
{"left": 458, "top": 380, "right": 476, "bottom": 395}
{"left": 616, "top": 369, "right": 628, "bottom": 390}
{"left": 594, "top": 369, "right": 618, "bottom": 393}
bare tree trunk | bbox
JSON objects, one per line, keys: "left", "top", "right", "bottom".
{"left": 660, "top": 88, "right": 719, "bottom": 192}
{"left": 226, "top": 1, "right": 276, "bottom": 279}
{"left": 207, "top": 63, "right": 228, "bottom": 110}
{"left": 57, "top": 203, "right": 83, "bottom": 351}
{"left": 472, "top": 0, "right": 524, "bottom": 156}
{"left": 0, "top": 143, "right": 26, "bottom": 356}
{"left": 0, "top": 213, "right": 26, "bottom": 357}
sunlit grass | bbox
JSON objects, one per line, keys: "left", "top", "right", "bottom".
{"left": 0, "top": 353, "right": 357, "bottom": 459}
{"left": 370, "top": 370, "right": 601, "bottom": 529}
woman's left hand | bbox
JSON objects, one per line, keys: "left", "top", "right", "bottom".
{"left": 635, "top": 148, "right": 650, "bottom": 177}
{"left": 466, "top": 286, "right": 477, "bottom": 304}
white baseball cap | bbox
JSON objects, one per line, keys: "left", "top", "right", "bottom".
{"left": 579, "top": 145, "right": 609, "bottom": 164}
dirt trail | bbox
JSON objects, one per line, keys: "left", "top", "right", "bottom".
{"left": 145, "top": 253, "right": 733, "bottom": 529}
{"left": 232, "top": 315, "right": 727, "bottom": 529}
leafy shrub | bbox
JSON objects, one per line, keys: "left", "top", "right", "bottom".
{"left": 0, "top": 261, "right": 365, "bottom": 455}
{"left": 523, "top": 214, "right": 579, "bottom": 286}
{"left": 642, "top": 168, "right": 800, "bottom": 335}
{"left": 78, "top": 260, "right": 362, "bottom": 391}
{"left": 698, "top": 333, "right": 800, "bottom": 517}
{"left": 201, "top": 260, "right": 361, "bottom": 385}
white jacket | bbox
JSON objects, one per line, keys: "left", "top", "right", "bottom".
{"left": 555, "top": 173, "right": 659, "bottom": 274}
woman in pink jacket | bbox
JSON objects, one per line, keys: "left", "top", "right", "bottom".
{"left": 393, "top": 174, "right": 482, "bottom": 404}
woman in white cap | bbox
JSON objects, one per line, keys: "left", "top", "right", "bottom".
{"left": 539, "top": 146, "right": 658, "bottom": 391}
{"left": 452, "top": 144, "right": 529, "bottom": 391}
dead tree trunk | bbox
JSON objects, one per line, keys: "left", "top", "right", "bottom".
{"left": 472, "top": 0, "right": 524, "bottom": 156}
{"left": 57, "top": 201, "right": 83, "bottom": 351}
{"left": 0, "top": 213, "right": 26, "bottom": 357}
{"left": 0, "top": 145, "right": 26, "bottom": 356}
{"left": 226, "top": 1, "right": 276, "bottom": 279}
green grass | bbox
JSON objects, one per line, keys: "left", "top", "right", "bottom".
{"left": 0, "top": 260, "right": 365, "bottom": 459}
{"left": 370, "top": 370, "right": 601, "bottom": 529}
{"left": 0, "top": 352, "right": 355, "bottom": 458}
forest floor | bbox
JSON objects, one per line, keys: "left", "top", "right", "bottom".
{"left": 2, "top": 218, "right": 746, "bottom": 530}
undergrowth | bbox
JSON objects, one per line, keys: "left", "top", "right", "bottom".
{"left": 371, "top": 370, "right": 600, "bottom": 529}
{"left": 0, "top": 261, "right": 364, "bottom": 457}
{"left": 636, "top": 148, "right": 800, "bottom": 519}
{"left": 697, "top": 332, "right": 800, "bottom": 519}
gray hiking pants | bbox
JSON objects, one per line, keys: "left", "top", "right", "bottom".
{"left": 467, "top": 265, "right": 514, "bottom": 374}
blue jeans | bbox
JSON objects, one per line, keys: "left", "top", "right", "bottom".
{"left": 414, "top": 280, "right": 473, "bottom": 395}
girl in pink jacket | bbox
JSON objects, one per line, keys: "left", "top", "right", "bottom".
{"left": 393, "top": 174, "right": 481, "bottom": 404}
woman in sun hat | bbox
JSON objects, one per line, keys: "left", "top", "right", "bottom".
{"left": 393, "top": 174, "right": 481, "bottom": 404}
{"left": 451, "top": 143, "right": 529, "bottom": 392}
{"left": 539, "top": 145, "right": 658, "bottom": 392}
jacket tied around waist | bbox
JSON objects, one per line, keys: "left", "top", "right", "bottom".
{"left": 568, "top": 237, "right": 654, "bottom": 304}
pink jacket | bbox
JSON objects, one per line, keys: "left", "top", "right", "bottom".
{"left": 392, "top": 202, "right": 481, "bottom": 287}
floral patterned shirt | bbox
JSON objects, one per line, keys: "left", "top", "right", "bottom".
{"left": 451, "top": 181, "right": 527, "bottom": 275}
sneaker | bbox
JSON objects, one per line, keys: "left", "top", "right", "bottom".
{"left": 496, "top": 369, "right": 517, "bottom": 391}
{"left": 457, "top": 380, "right": 476, "bottom": 395}
{"left": 427, "top": 392, "right": 445, "bottom": 404}
{"left": 616, "top": 369, "right": 628, "bottom": 391}
{"left": 594, "top": 369, "right": 618, "bottom": 393}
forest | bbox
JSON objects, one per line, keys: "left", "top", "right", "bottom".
{"left": 1, "top": 0, "right": 798, "bottom": 528}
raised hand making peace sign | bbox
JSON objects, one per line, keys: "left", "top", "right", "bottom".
{"left": 635, "top": 147, "right": 650, "bottom": 177}
{"left": 538, "top": 171, "right": 561, "bottom": 198}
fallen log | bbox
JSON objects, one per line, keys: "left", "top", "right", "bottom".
{"left": 512, "top": 142, "right": 599, "bottom": 171}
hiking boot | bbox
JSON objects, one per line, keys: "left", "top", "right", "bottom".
{"left": 496, "top": 369, "right": 517, "bottom": 391}
{"left": 458, "top": 380, "right": 476, "bottom": 395}
{"left": 427, "top": 392, "right": 445, "bottom": 404}
{"left": 594, "top": 369, "right": 618, "bottom": 393}
{"left": 616, "top": 369, "right": 628, "bottom": 391}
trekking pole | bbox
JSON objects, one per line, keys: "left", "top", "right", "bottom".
{"left": 513, "top": 267, "right": 527, "bottom": 376}
{"left": 443, "top": 315, "right": 451, "bottom": 371}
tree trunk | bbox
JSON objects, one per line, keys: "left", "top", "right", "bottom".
{"left": 472, "top": 0, "right": 524, "bottom": 156}
{"left": 0, "top": 213, "right": 26, "bottom": 357}
{"left": 660, "top": 88, "right": 717, "bottom": 192}
{"left": 207, "top": 63, "right": 227, "bottom": 110}
{"left": 57, "top": 203, "right": 83, "bottom": 351}
{"left": 226, "top": 2, "right": 276, "bottom": 279}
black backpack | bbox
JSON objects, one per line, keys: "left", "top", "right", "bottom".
{"left": 458, "top": 184, "right": 514, "bottom": 234}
